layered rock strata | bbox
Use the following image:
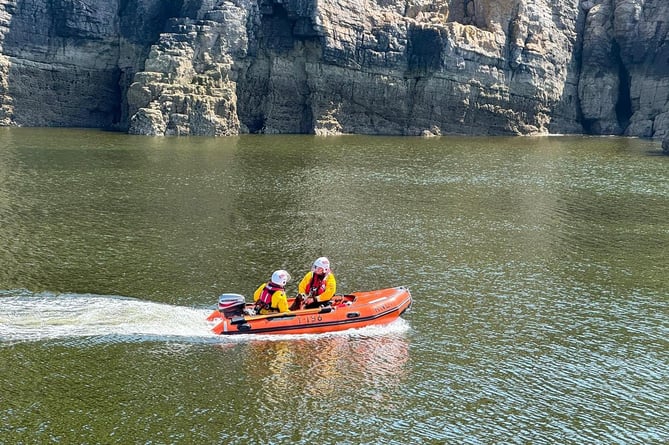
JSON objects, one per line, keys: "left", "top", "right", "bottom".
{"left": 0, "top": 0, "right": 668, "bottom": 140}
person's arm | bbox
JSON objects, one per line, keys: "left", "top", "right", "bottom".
{"left": 316, "top": 274, "right": 337, "bottom": 302}
{"left": 298, "top": 272, "right": 311, "bottom": 295}
{"left": 275, "top": 291, "right": 290, "bottom": 313}
{"left": 252, "top": 283, "right": 264, "bottom": 302}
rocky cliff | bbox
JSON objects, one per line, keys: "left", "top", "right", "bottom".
{"left": 1, "top": 0, "right": 668, "bottom": 145}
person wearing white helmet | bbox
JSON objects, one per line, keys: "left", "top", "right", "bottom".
{"left": 253, "top": 269, "right": 291, "bottom": 314}
{"left": 297, "top": 257, "right": 337, "bottom": 309}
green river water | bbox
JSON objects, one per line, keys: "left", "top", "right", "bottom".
{"left": 0, "top": 128, "right": 667, "bottom": 444}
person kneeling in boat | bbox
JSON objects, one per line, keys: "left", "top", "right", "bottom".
{"left": 253, "top": 270, "right": 291, "bottom": 314}
{"left": 297, "top": 257, "right": 336, "bottom": 309}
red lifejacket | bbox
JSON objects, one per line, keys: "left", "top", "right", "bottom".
{"left": 307, "top": 273, "right": 327, "bottom": 297}
{"left": 258, "top": 282, "right": 284, "bottom": 307}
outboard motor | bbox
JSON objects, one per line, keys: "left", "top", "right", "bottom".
{"left": 217, "top": 293, "right": 246, "bottom": 318}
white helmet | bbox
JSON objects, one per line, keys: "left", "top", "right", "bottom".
{"left": 270, "top": 270, "right": 291, "bottom": 287}
{"left": 312, "top": 257, "right": 331, "bottom": 274}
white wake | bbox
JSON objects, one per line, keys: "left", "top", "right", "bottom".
{"left": 0, "top": 289, "right": 217, "bottom": 344}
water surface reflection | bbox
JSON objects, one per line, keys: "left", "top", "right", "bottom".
{"left": 1, "top": 129, "right": 667, "bottom": 444}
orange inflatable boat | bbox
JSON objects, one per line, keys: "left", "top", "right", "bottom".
{"left": 206, "top": 286, "right": 412, "bottom": 335}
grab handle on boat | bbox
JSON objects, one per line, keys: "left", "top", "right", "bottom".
{"left": 230, "top": 305, "right": 333, "bottom": 325}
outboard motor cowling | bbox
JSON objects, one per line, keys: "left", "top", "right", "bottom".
{"left": 217, "top": 293, "right": 246, "bottom": 318}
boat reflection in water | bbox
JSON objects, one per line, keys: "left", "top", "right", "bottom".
{"left": 225, "top": 322, "right": 411, "bottom": 405}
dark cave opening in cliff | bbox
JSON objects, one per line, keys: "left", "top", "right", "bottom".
{"left": 615, "top": 56, "right": 632, "bottom": 130}
{"left": 407, "top": 26, "right": 443, "bottom": 74}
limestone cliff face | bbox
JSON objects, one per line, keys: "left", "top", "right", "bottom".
{"left": 580, "top": 0, "right": 669, "bottom": 139}
{"left": 0, "top": 0, "right": 201, "bottom": 128}
{"left": 127, "top": 0, "right": 584, "bottom": 136}
{"left": 1, "top": 0, "right": 668, "bottom": 143}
